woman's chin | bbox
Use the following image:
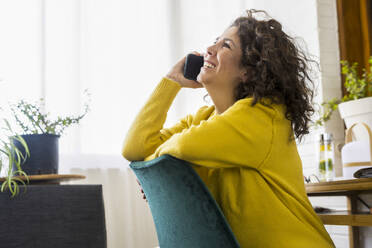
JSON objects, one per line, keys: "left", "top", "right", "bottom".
{"left": 197, "top": 71, "right": 212, "bottom": 85}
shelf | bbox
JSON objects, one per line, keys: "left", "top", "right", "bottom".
{"left": 305, "top": 178, "right": 372, "bottom": 247}
{"left": 306, "top": 178, "right": 372, "bottom": 194}
{"left": 0, "top": 174, "right": 86, "bottom": 184}
{"left": 318, "top": 211, "right": 372, "bottom": 226}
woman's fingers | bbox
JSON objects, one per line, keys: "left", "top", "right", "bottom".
{"left": 166, "top": 51, "right": 205, "bottom": 88}
{"left": 140, "top": 188, "right": 147, "bottom": 200}
{"left": 187, "top": 79, "right": 203, "bottom": 88}
{"left": 191, "top": 51, "right": 202, "bottom": 56}
{"left": 136, "top": 179, "right": 147, "bottom": 200}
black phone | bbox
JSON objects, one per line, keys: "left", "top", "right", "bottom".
{"left": 183, "top": 54, "right": 204, "bottom": 81}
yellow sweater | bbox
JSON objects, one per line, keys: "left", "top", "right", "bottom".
{"left": 122, "top": 77, "right": 335, "bottom": 248}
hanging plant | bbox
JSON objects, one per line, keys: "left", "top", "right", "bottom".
{"left": 0, "top": 118, "right": 30, "bottom": 197}
{"left": 315, "top": 57, "right": 372, "bottom": 127}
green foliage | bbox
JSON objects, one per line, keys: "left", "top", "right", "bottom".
{"left": 0, "top": 119, "right": 30, "bottom": 197}
{"left": 314, "top": 98, "right": 341, "bottom": 127}
{"left": 9, "top": 89, "right": 91, "bottom": 136}
{"left": 0, "top": 89, "right": 90, "bottom": 197}
{"left": 341, "top": 60, "right": 369, "bottom": 101}
{"left": 315, "top": 57, "right": 372, "bottom": 127}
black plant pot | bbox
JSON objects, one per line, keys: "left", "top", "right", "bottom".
{"left": 12, "top": 134, "right": 60, "bottom": 175}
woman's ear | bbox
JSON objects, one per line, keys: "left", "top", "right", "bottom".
{"left": 240, "top": 69, "right": 248, "bottom": 83}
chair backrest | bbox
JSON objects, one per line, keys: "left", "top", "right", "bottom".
{"left": 129, "top": 154, "right": 240, "bottom": 248}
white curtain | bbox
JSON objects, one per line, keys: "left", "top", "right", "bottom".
{"left": 0, "top": 0, "right": 324, "bottom": 163}
{"left": 0, "top": 0, "right": 253, "bottom": 155}
{"left": 0, "top": 0, "right": 247, "bottom": 247}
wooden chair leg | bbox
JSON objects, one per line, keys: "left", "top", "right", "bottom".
{"left": 347, "top": 194, "right": 360, "bottom": 248}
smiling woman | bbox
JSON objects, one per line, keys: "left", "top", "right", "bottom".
{"left": 122, "top": 9, "right": 335, "bottom": 248}
{"left": 197, "top": 26, "right": 248, "bottom": 115}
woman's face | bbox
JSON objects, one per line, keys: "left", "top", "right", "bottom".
{"left": 197, "top": 26, "right": 246, "bottom": 89}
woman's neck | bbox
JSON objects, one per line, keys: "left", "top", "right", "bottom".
{"left": 204, "top": 85, "right": 236, "bottom": 115}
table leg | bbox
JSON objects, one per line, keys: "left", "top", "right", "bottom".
{"left": 347, "top": 194, "right": 359, "bottom": 248}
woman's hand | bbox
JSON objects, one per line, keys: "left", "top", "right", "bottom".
{"left": 166, "top": 51, "right": 204, "bottom": 89}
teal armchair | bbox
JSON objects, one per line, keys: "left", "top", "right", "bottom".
{"left": 129, "top": 154, "right": 240, "bottom": 248}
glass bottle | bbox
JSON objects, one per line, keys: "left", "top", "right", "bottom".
{"left": 318, "top": 134, "right": 326, "bottom": 182}
{"left": 324, "top": 133, "right": 335, "bottom": 181}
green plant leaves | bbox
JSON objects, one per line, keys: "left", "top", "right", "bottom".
{"left": 0, "top": 119, "right": 30, "bottom": 197}
{"left": 1, "top": 89, "right": 90, "bottom": 197}
{"left": 314, "top": 98, "right": 341, "bottom": 127}
{"left": 8, "top": 90, "right": 90, "bottom": 136}
{"left": 314, "top": 57, "right": 372, "bottom": 127}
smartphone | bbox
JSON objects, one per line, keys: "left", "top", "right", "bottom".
{"left": 183, "top": 54, "right": 204, "bottom": 81}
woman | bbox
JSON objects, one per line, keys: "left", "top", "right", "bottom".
{"left": 122, "top": 9, "right": 335, "bottom": 248}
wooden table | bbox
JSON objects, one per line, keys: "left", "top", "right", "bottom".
{"left": 306, "top": 178, "right": 372, "bottom": 248}
{"left": 0, "top": 174, "right": 86, "bottom": 184}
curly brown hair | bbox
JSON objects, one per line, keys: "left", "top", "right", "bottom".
{"left": 206, "top": 9, "right": 316, "bottom": 142}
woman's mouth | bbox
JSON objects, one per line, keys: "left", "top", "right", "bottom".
{"left": 203, "top": 61, "right": 216, "bottom": 69}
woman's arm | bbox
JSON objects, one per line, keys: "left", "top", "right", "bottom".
{"left": 122, "top": 52, "right": 203, "bottom": 161}
{"left": 122, "top": 77, "right": 185, "bottom": 161}
{"left": 148, "top": 99, "right": 276, "bottom": 170}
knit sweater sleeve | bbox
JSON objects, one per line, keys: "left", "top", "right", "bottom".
{"left": 121, "top": 77, "right": 190, "bottom": 161}
{"left": 147, "top": 98, "right": 276, "bottom": 169}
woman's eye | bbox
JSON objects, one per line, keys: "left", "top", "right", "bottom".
{"left": 212, "top": 40, "right": 230, "bottom": 49}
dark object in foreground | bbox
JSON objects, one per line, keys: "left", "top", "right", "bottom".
{"left": 0, "top": 185, "right": 107, "bottom": 248}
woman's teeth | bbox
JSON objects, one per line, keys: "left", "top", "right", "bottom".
{"left": 204, "top": 62, "right": 216, "bottom": 69}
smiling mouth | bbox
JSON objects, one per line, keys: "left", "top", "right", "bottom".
{"left": 203, "top": 61, "right": 216, "bottom": 69}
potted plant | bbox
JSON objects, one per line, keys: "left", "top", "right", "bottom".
{"left": 7, "top": 90, "right": 90, "bottom": 176}
{"left": 0, "top": 118, "right": 30, "bottom": 197}
{"left": 315, "top": 57, "right": 372, "bottom": 139}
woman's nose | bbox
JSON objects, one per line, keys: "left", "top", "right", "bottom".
{"left": 206, "top": 44, "right": 216, "bottom": 56}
